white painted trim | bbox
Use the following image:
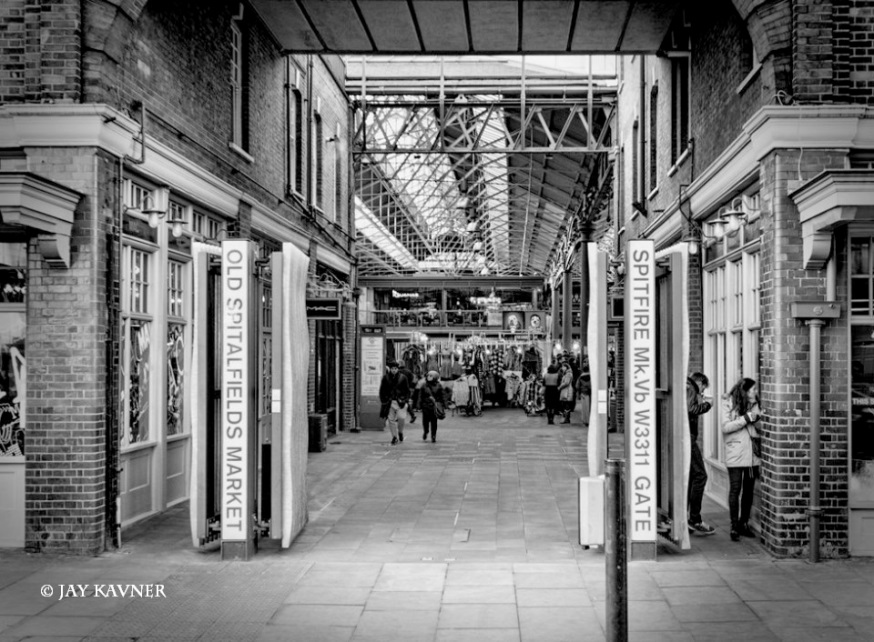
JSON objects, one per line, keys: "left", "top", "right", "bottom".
{"left": 0, "top": 104, "right": 243, "bottom": 219}
{"left": 243, "top": 195, "right": 309, "bottom": 253}
{"left": 736, "top": 62, "right": 761, "bottom": 95}
{"left": 228, "top": 141, "right": 254, "bottom": 163}
{"left": 317, "top": 243, "right": 351, "bottom": 274}
{"left": 645, "top": 106, "right": 874, "bottom": 249}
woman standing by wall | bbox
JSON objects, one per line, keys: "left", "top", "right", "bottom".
{"left": 721, "top": 377, "right": 761, "bottom": 542}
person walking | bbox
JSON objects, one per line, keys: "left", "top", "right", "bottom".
{"left": 687, "top": 372, "right": 715, "bottom": 536}
{"left": 543, "top": 364, "right": 560, "bottom": 424}
{"left": 558, "top": 362, "right": 574, "bottom": 424}
{"left": 399, "top": 364, "right": 417, "bottom": 424}
{"left": 379, "top": 360, "right": 410, "bottom": 445}
{"left": 576, "top": 370, "right": 591, "bottom": 428}
{"left": 418, "top": 370, "right": 445, "bottom": 443}
{"left": 722, "top": 377, "right": 761, "bottom": 541}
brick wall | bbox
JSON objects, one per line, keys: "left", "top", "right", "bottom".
{"left": 24, "top": 147, "right": 111, "bottom": 554}
{"left": 0, "top": 0, "right": 83, "bottom": 104}
{"left": 686, "top": 251, "right": 704, "bottom": 376}
{"left": 757, "top": 148, "right": 850, "bottom": 558}
{"left": 342, "top": 301, "right": 358, "bottom": 432}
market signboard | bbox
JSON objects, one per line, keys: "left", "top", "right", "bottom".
{"left": 625, "top": 239, "right": 656, "bottom": 547}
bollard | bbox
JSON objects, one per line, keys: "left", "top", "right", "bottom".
{"left": 605, "top": 458, "right": 627, "bottom": 642}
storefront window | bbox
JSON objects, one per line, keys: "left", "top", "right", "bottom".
{"left": 850, "top": 235, "right": 874, "bottom": 508}
{"left": 851, "top": 325, "right": 874, "bottom": 506}
{"left": 703, "top": 247, "right": 761, "bottom": 463}
{"left": 0, "top": 244, "right": 25, "bottom": 458}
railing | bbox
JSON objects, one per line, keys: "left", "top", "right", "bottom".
{"left": 364, "top": 309, "right": 491, "bottom": 328}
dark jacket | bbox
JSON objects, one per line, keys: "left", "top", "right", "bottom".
{"left": 686, "top": 378, "right": 712, "bottom": 440}
{"left": 418, "top": 379, "right": 444, "bottom": 413}
{"left": 379, "top": 371, "right": 410, "bottom": 406}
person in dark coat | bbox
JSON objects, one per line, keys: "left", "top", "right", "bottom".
{"left": 417, "top": 370, "right": 445, "bottom": 443}
{"left": 379, "top": 360, "right": 410, "bottom": 445}
{"left": 543, "top": 364, "right": 560, "bottom": 424}
{"left": 399, "top": 364, "right": 417, "bottom": 423}
{"left": 687, "top": 372, "right": 715, "bottom": 535}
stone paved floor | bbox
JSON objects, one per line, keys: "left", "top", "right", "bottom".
{"left": 2, "top": 408, "right": 874, "bottom": 641}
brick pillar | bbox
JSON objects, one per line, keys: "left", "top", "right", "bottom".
{"left": 342, "top": 301, "right": 357, "bottom": 432}
{"left": 758, "top": 148, "right": 850, "bottom": 558}
{"left": 686, "top": 249, "right": 704, "bottom": 376}
{"left": 25, "top": 149, "right": 110, "bottom": 554}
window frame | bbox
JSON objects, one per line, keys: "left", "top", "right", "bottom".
{"left": 702, "top": 236, "right": 761, "bottom": 467}
{"left": 670, "top": 54, "right": 690, "bottom": 166}
{"left": 286, "top": 60, "right": 304, "bottom": 198}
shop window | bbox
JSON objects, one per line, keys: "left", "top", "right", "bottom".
{"left": 191, "top": 210, "right": 226, "bottom": 241}
{"left": 166, "top": 260, "right": 186, "bottom": 437}
{"left": 0, "top": 242, "right": 26, "bottom": 458}
{"left": 850, "top": 234, "right": 874, "bottom": 509}
{"left": 122, "top": 247, "right": 153, "bottom": 446}
{"left": 703, "top": 242, "right": 761, "bottom": 464}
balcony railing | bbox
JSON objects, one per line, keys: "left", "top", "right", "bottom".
{"left": 365, "top": 309, "right": 491, "bottom": 328}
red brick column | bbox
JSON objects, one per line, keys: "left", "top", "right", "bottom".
{"left": 757, "top": 148, "right": 850, "bottom": 558}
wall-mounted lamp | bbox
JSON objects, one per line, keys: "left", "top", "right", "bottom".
{"left": 254, "top": 257, "right": 271, "bottom": 279}
{"left": 681, "top": 227, "right": 701, "bottom": 255}
{"left": 716, "top": 198, "right": 748, "bottom": 235}
{"left": 707, "top": 218, "right": 728, "bottom": 240}
{"left": 126, "top": 187, "right": 180, "bottom": 234}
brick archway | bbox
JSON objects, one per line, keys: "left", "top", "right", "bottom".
{"left": 82, "top": 0, "right": 148, "bottom": 105}
{"left": 730, "top": 0, "right": 793, "bottom": 97}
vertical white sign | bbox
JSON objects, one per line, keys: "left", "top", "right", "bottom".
{"left": 626, "top": 239, "right": 657, "bottom": 543}
{"left": 221, "top": 240, "right": 251, "bottom": 542}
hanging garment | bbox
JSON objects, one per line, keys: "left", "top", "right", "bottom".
{"left": 453, "top": 377, "right": 471, "bottom": 407}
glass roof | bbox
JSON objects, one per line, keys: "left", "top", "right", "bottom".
{"left": 349, "top": 55, "right": 617, "bottom": 278}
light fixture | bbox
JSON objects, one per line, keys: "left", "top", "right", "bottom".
{"left": 708, "top": 218, "right": 728, "bottom": 239}
{"left": 126, "top": 187, "right": 171, "bottom": 230}
{"left": 716, "top": 198, "right": 748, "bottom": 235}
{"left": 682, "top": 229, "right": 700, "bottom": 255}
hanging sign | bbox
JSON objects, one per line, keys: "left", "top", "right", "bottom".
{"left": 306, "top": 298, "right": 342, "bottom": 320}
{"left": 625, "top": 239, "right": 657, "bottom": 544}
